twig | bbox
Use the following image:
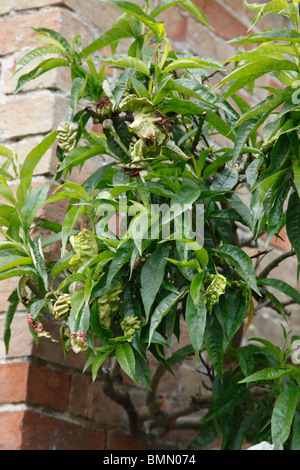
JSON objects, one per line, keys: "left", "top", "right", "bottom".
{"left": 202, "top": 63, "right": 230, "bottom": 83}
{"left": 258, "top": 250, "right": 296, "bottom": 279}
{"left": 191, "top": 112, "right": 207, "bottom": 155}
{"left": 26, "top": 280, "right": 45, "bottom": 299}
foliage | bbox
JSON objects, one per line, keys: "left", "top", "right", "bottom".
{"left": 1, "top": 0, "right": 300, "bottom": 450}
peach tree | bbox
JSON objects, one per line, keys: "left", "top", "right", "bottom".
{"left": 1, "top": 0, "right": 300, "bottom": 450}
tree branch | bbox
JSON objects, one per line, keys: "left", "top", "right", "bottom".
{"left": 191, "top": 112, "right": 207, "bottom": 155}
{"left": 258, "top": 250, "right": 296, "bottom": 279}
{"left": 100, "top": 363, "right": 139, "bottom": 434}
{"left": 145, "top": 362, "right": 166, "bottom": 412}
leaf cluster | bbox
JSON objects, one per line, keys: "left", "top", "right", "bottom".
{"left": 1, "top": 0, "right": 300, "bottom": 450}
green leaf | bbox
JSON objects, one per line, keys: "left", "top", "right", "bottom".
{"left": 106, "top": 239, "right": 134, "bottom": 290}
{"left": 158, "top": 98, "right": 235, "bottom": 141}
{"left": 231, "top": 116, "right": 262, "bottom": 166}
{"left": 12, "top": 45, "right": 68, "bottom": 78}
{"left": 18, "top": 131, "right": 57, "bottom": 205}
{"left": 204, "top": 315, "right": 224, "bottom": 378}
{"left": 190, "top": 271, "right": 204, "bottom": 305}
{"left": 151, "top": 0, "right": 212, "bottom": 29}
{"left": 0, "top": 255, "right": 33, "bottom": 273}
{"left": 47, "top": 182, "right": 90, "bottom": 204}
{"left": 60, "top": 206, "right": 87, "bottom": 254}
{"left": 275, "top": 3, "right": 299, "bottom": 29}
{"left": 141, "top": 244, "right": 169, "bottom": 321}
{"left": 90, "top": 300, "right": 113, "bottom": 344}
{"left": 31, "top": 27, "right": 71, "bottom": 53}
{"left": 245, "top": 0, "right": 290, "bottom": 30}
{"left": 239, "top": 366, "right": 292, "bottom": 383}
{"left": 185, "top": 291, "right": 206, "bottom": 361}
{"left": 248, "top": 336, "right": 282, "bottom": 364}
{"left": 30, "top": 298, "right": 48, "bottom": 320}
{"left": 258, "top": 168, "right": 290, "bottom": 206}
{"left": 115, "top": 342, "right": 139, "bottom": 384}
{"left": 214, "top": 244, "right": 260, "bottom": 295}
{"left": 209, "top": 167, "right": 238, "bottom": 192}
{"left": 3, "top": 289, "right": 19, "bottom": 354}
{"left": 70, "top": 76, "right": 87, "bottom": 111}
{"left": 291, "top": 411, "right": 300, "bottom": 450}
{"left": 0, "top": 184, "right": 17, "bottom": 207}
{"left": 219, "top": 59, "right": 298, "bottom": 90}
{"left": 266, "top": 182, "right": 291, "bottom": 246}
{"left": 286, "top": 190, "right": 300, "bottom": 262}
{"left": 133, "top": 349, "right": 151, "bottom": 390}
{"left": 103, "top": 0, "right": 165, "bottom": 39}
{"left": 272, "top": 387, "right": 299, "bottom": 450}
{"left": 203, "top": 383, "right": 248, "bottom": 423}
{"left": 28, "top": 236, "right": 48, "bottom": 290}
{"left": 56, "top": 272, "right": 87, "bottom": 292}
{"left": 232, "top": 87, "right": 295, "bottom": 130}
{"left": 148, "top": 287, "right": 188, "bottom": 345}
{"left": 20, "top": 183, "right": 50, "bottom": 233}
{"left": 162, "top": 185, "right": 201, "bottom": 226}
{"left": 57, "top": 145, "right": 107, "bottom": 173}
{"left": 257, "top": 278, "right": 300, "bottom": 305}
{"left": 229, "top": 29, "right": 300, "bottom": 45}
{"left": 15, "top": 58, "right": 68, "bottom": 92}
{"left": 92, "top": 346, "right": 115, "bottom": 381}
{"left": 227, "top": 42, "right": 297, "bottom": 63}
{"left": 214, "top": 287, "right": 248, "bottom": 343}
{"left": 94, "top": 54, "right": 150, "bottom": 76}
{"left": 0, "top": 266, "right": 37, "bottom": 282}
{"left": 168, "top": 344, "right": 195, "bottom": 366}
{"left": 164, "top": 57, "right": 223, "bottom": 74}
{"left": 83, "top": 27, "right": 133, "bottom": 56}
{"left": 130, "top": 76, "right": 151, "bottom": 99}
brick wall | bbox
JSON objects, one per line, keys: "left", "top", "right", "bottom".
{"left": 0, "top": 0, "right": 298, "bottom": 451}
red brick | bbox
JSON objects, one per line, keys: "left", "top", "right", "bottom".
{"left": 194, "top": 0, "right": 248, "bottom": 41}
{"left": 27, "top": 362, "right": 70, "bottom": 412}
{"left": 106, "top": 431, "right": 153, "bottom": 450}
{"left": 68, "top": 372, "right": 92, "bottom": 418}
{"left": 0, "top": 8, "right": 94, "bottom": 57}
{"left": 158, "top": 7, "right": 188, "bottom": 42}
{"left": 89, "top": 379, "right": 128, "bottom": 426}
{"left": 0, "top": 362, "right": 29, "bottom": 404}
{"left": 0, "top": 410, "right": 25, "bottom": 450}
{"left": 20, "top": 410, "right": 106, "bottom": 450}
{"left": 260, "top": 226, "right": 291, "bottom": 252}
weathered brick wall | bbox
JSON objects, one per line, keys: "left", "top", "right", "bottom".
{"left": 0, "top": 0, "right": 299, "bottom": 451}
